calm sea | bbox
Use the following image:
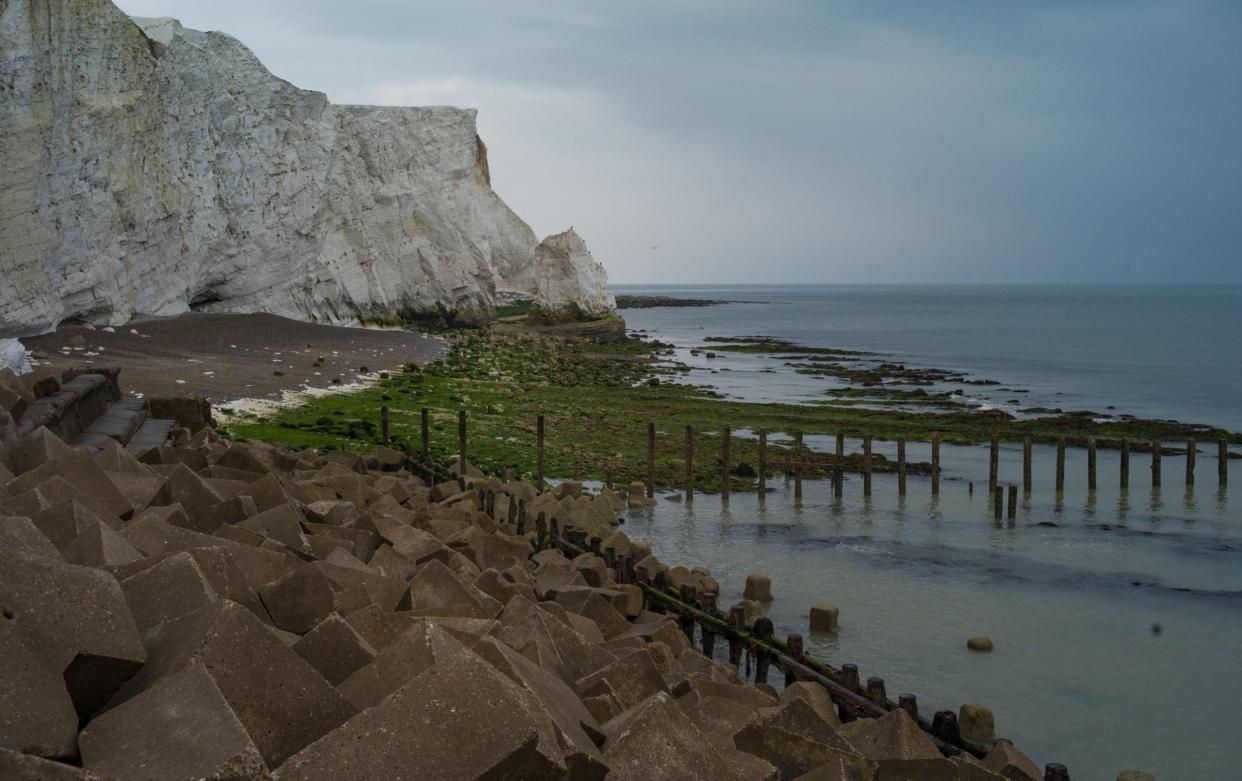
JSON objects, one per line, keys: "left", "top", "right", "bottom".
{"left": 610, "top": 284, "right": 1241, "bottom": 780}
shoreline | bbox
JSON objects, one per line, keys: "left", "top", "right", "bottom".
{"left": 224, "top": 321, "right": 1240, "bottom": 494}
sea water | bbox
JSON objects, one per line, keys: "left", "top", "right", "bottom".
{"left": 612, "top": 284, "right": 1241, "bottom": 780}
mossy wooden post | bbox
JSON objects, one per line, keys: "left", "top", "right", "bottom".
{"left": 1120, "top": 439, "right": 1130, "bottom": 490}
{"left": 1022, "top": 438, "right": 1032, "bottom": 493}
{"left": 993, "top": 486, "right": 1003, "bottom": 520}
{"left": 866, "top": 677, "right": 887, "bottom": 708}
{"left": 862, "top": 436, "right": 872, "bottom": 497}
{"left": 380, "top": 406, "right": 390, "bottom": 446}
{"left": 793, "top": 431, "right": 804, "bottom": 500}
{"left": 1186, "top": 440, "right": 1196, "bottom": 487}
{"left": 833, "top": 432, "right": 845, "bottom": 498}
{"left": 931, "top": 433, "right": 941, "bottom": 495}
{"left": 989, "top": 435, "right": 999, "bottom": 494}
{"left": 1087, "top": 438, "right": 1097, "bottom": 492}
{"left": 758, "top": 428, "right": 768, "bottom": 492}
{"left": 1220, "top": 439, "right": 1229, "bottom": 487}
{"left": 457, "top": 410, "right": 467, "bottom": 476}
{"left": 645, "top": 422, "right": 655, "bottom": 499}
{"left": 784, "top": 634, "right": 804, "bottom": 688}
{"left": 1151, "top": 441, "right": 1162, "bottom": 488}
{"left": 1055, "top": 439, "right": 1066, "bottom": 494}
{"left": 721, "top": 426, "right": 731, "bottom": 500}
{"left": 899, "top": 693, "right": 919, "bottom": 721}
{"left": 420, "top": 407, "right": 430, "bottom": 459}
{"left": 536, "top": 414, "right": 545, "bottom": 493}
{"left": 897, "top": 438, "right": 907, "bottom": 495}
{"left": 1007, "top": 484, "right": 1018, "bottom": 519}
{"left": 685, "top": 425, "right": 695, "bottom": 502}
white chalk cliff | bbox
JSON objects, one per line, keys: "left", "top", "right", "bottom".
{"left": 0, "top": 0, "right": 614, "bottom": 337}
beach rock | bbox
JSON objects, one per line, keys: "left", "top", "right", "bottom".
{"left": 0, "top": 627, "right": 80, "bottom": 760}
{"left": 79, "top": 664, "right": 268, "bottom": 781}
{"left": 959, "top": 703, "right": 996, "bottom": 744}
{"left": 0, "top": 548, "right": 145, "bottom": 719}
{"left": 809, "top": 604, "right": 840, "bottom": 632}
{"left": 277, "top": 642, "right": 563, "bottom": 780}
{"left": 0, "top": 1, "right": 614, "bottom": 337}
{"left": 108, "top": 600, "right": 356, "bottom": 768}
{"left": 744, "top": 574, "right": 773, "bottom": 602}
{"left": 967, "top": 636, "right": 994, "bottom": 652}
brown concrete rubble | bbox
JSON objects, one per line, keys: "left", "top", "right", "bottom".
{"left": 0, "top": 423, "right": 1044, "bottom": 780}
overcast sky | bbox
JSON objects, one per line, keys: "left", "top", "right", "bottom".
{"left": 117, "top": 0, "right": 1241, "bottom": 284}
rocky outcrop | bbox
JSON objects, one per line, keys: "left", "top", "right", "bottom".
{"left": 533, "top": 229, "right": 616, "bottom": 318}
{"left": 0, "top": 0, "right": 613, "bottom": 337}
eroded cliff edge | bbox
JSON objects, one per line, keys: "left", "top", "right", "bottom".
{"left": 0, "top": 0, "right": 614, "bottom": 337}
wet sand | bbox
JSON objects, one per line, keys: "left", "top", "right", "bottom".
{"left": 20, "top": 313, "right": 445, "bottom": 403}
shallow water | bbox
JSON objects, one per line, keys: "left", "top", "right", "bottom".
{"left": 611, "top": 285, "right": 1242, "bottom": 780}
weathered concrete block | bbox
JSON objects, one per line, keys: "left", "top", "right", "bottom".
{"left": 967, "top": 636, "right": 994, "bottom": 652}
{"left": 8, "top": 452, "right": 131, "bottom": 518}
{"left": 63, "top": 522, "right": 144, "bottom": 568}
{"left": 959, "top": 703, "right": 996, "bottom": 744}
{"left": 6, "top": 427, "right": 73, "bottom": 476}
{"left": 121, "top": 551, "right": 220, "bottom": 632}
{"left": 0, "top": 627, "right": 79, "bottom": 760}
{"left": 258, "top": 564, "right": 337, "bottom": 635}
{"left": 576, "top": 648, "right": 668, "bottom": 710}
{"left": 840, "top": 708, "right": 940, "bottom": 762}
{"left": 0, "top": 515, "right": 62, "bottom": 560}
{"left": 108, "top": 601, "right": 356, "bottom": 769}
{"left": 0, "top": 747, "right": 113, "bottom": 780}
{"left": 0, "top": 548, "right": 145, "bottom": 719}
{"left": 405, "top": 559, "right": 496, "bottom": 619}
{"left": 80, "top": 664, "right": 268, "bottom": 781}
{"left": 982, "top": 741, "right": 1042, "bottom": 781}
{"left": 734, "top": 698, "right": 859, "bottom": 779}
{"left": 279, "top": 640, "right": 564, "bottom": 780}
{"left": 743, "top": 573, "right": 773, "bottom": 602}
{"left": 237, "top": 502, "right": 310, "bottom": 554}
{"left": 809, "top": 604, "right": 840, "bottom": 633}
{"left": 780, "top": 681, "right": 842, "bottom": 727}
{"left": 292, "top": 614, "right": 377, "bottom": 686}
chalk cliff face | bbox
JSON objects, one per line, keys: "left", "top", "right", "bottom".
{"left": 533, "top": 230, "right": 616, "bottom": 317}
{"left": 0, "top": 0, "right": 612, "bottom": 336}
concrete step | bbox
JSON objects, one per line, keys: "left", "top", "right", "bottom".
{"left": 74, "top": 398, "right": 148, "bottom": 451}
{"left": 125, "top": 418, "right": 176, "bottom": 456}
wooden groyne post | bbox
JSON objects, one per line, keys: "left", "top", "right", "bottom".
{"left": 992, "top": 486, "right": 1003, "bottom": 520}
{"left": 420, "top": 407, "right": 430, "bottom": 459}
{"left": 646, "top": 422, "right": 656, "bottom": 498}
{"left": 862, "top": 435, "right": 872, "bottom": 497}
{"left": 721, "top": 426, "right": 731, "bottom": 500}
{"left": 896, "top": 438, "right": 907, "bottom": 495}
{"left": 536, "top": 414, "right": 545, "bottom": 491}
{"left": 988, "top": 435, "right": 999, "bottom": 494}
{"left": 1087, "top": 438, "right": 1097, "bottom": 492}
{"left": 1022, "top": 438, "right": 1032, "bottom": 493}
{"left": 1120, "top": 439, "right": 1130, "bottom": 490}
{"left": 380, "top": 405, "right": 390, "bottom": 446}
{"left": 833, "top": 432, "right": 845, "bottom": 498}
{"left": 1186, "top": 440, "right": 1195, "bottom": 487}
{"left": 758, "top": 428, "right": 768, "bottom": 493}
{"left": 1151, "top": 441, "right": 1162, "bottom": 488}
{"left": 1007, "top": 485, "right": 1018, "bottom": 519}
{"left": 685, "top": 425, "right": 695, "bottom": 502}
{"left": 457, "top": 410, "right": 467, "bottom": 476}
{"left": 1055, "top": 439, "right": 1066, "bottom": 493}
{"left": 931, "top": 434, "right": 941, "bottom": 495}
{"left": 1221, "top": 439, "right": 1229, "bottom": 487}
{"left": 794, "top": 431, "right": 804, "bottom": 500}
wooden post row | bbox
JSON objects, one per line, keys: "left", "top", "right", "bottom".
{"left": 1022, "top": 438, "right": 1032, "bottom": 493}
{"left": 758, "top": 428, "right": 768, "bottom": 491}
{"left": 1186, "top": 440, "right": 1195, "bottom": 487}
{"left": 793, "top": 431, "right": 803, "bottom": 500}
{"left": 1120, "top": 439, "right": 1129, "bottom": 490}
{"left": 1151, "top": 441, "right": 1161, "bottom": 488}
{"left": 1087, "top": 438, "right": 1097, "bottom": 492}
{"left": 931, "top": 434, "right": 940, "bottom": 496}
{"left": 1055, "top": 440, "right": 1066, "bottom": 493}
{"left": 721, "top": 426, "right": 731, "bottom": 500}
{"left": 380, "top": 406, "right": 389, "bottom": 446}
{"left": 834, "top": 432, "right": 845, "bottom": 498}
{"left": 989, "top": 435, "right": 999, "bottom": 494}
